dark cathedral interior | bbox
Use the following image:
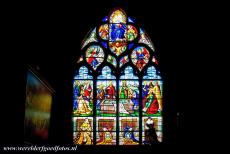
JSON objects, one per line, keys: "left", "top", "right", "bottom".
{"left": 1, "top": 0, "right": 196, "bottom": 153}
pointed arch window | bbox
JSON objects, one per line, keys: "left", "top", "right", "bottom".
{"left": 73, "top": 8, "right": 163, "bottom": 145}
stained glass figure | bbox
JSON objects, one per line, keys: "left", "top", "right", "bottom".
{"left": 107, "top": 55, "right": 117, "bottom": 67}
{"left": 126, "top": 25, "right": 138, "bottom": 41}
{"left": 119, "top": 80, "right": 139, "bottom": 116}
{"left": 131, "top": 46, "right": 150, "bottom": 71}
{"left": 97, "top": 66, "right": 116, "bottom": 79}
{"left": 99, "top": 24, "right": 109, "bottom": 40}
{"left": 142, "top": 80, "right": 163, "bottom": 116}
{"left": 142, "top": 117, "right": 162, "bottom": 144}
{"left": 86, "top": 45, "right": 104, "bottom": 70}
{"left": 119, "top": 67, "right": 139, "bottom": 116}
{"left": 139, "top": 28, "right": 155, "bottom": 51}
{"left": 73, "top": 117, "right": 93, "bottom": 145}
{"left": 97, "top": 66, "right": 116, "bottom": 116}
{"left": 109, "top": 9, "right": 126, "bottom": 24}
{"left": 119, "top": 117, "right": 139, "bottom": 145}
{"left": 119, "top": 55, "right": 129, "bottom": 67}
{"left": 82, "top": 28, "right": 98, "bottom": 49}
{"left": 109, "top": 24, "right": 127, "bottom": 42}
{"left": 73, "top": 80, "right": 93, "bottom": 116}
{"left": 73, "top": 67, "right": 93, "bottom": 117}
{"left": 108, "top": 9, "right": 127, "bottom": 56}
{"left": 96, "top": 117, "right": 116, "bottom": 145}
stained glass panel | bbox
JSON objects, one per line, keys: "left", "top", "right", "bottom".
{"left": 142, "top": 117, "right": 162, "bottom": 144}
{"left": 73, "top": 117, "right": 93, "bottom": 145}
{"left": 86, "top": 45, "right": 104, "bottom": 70}
{"left": 109, "top": 24, "right": 127, "bottom": 42}
{"left": 119, "top": 80, "right": 139, "bottom": 116}
{"left": 119, "top": 55, "right": 129, "bottom": 68}
{"left": 96, "top": 80, "right": 116, "bottom": 116}
{"left": 139, "top": 28, "right": 155, "bottom": 51}
{"left": 109, "top": 41, "right": 127, "bottom": 56}
{"left": 109, "top": 9, "right": 126, "bottom": 24}
{"left": 143, "top": 66, "right": 161, "bottom": 79}
{"left": 97, "top": 66, "right": 116, "bottom": 116}
{"left": 99, "top": 24, "right": 109, "bottom": 40}
{"left": 82, "top": 28, "right": 98, "bottom": 49}
{"left": 107, "top": 55, "right": 117, "bottom": 67}
{"left": 119, "top": 117, "right": 139, "bottom": 145}
{"left": 142, "top": 80, "right": 163, "bottom": 116}
{"left": 131, "top": 46, "right": 150, "bottom": 71}
{"left": 126, "top": 25, "right": 138, "bottom": 41}
{"left": 73, "top": 80, "right": 93, "bottom": 116}
{"left": 97, "top": 66, "right": 116, "bottom": 79}
{"left": 96, "top": 117, "right": 116, "bottom": 145}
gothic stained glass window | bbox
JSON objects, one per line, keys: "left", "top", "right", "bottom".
{"left": 73, "top": 8, "right": 163, "bottom": 145}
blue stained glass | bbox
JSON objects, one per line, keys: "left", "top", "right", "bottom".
{"left": 101, "top": 41, "right": 107, "bottom": 49}
{"left": 143, "top": 66, "right": 161, "bottom": 79}
{"left": 120, "top": 66, "right": 138, "bottom": 79}
{"left": 102, "top": 16, "right": 108, "bottom": 22}
{"left": 128, "top": 17, "right": 135, "bottom": 23}
{"left": 74, "top": 66, "right": 93, "bottom": 79}
{"left": 98, "top": 66, "right": 116, "bottom": 79}
{"left": 110, "top": 24, "right": 127, "bottom": 41}
{"left": 128, "top": 43, "right": 134, "bottom": 49}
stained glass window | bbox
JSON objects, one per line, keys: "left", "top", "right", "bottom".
{"left": 73, "top": 8, "right": 163, "bottom": 145}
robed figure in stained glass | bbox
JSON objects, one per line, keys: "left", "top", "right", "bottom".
{"left": 119, "top": 81, "right": 128, "bottom": 99}
{"left": 75, "top": 82, "right": 93, "bottom": 115}
{"left": 143, "top": 117, "right": 159, "bottom": 145}
{"left": 123, "top": 126, "right": 139, "bottom": 145}
{"left": 152, "top": 81, "right": 162, "bottom": 111}
{"left": 96, "top": 84, "right": 105, "bottom": 110}
{"left": 106, "top": 81, "right": 116, "bottom": 99}
{"left": 87, "top": 47, "right": 99, "bottom": 69}
{"left": 142, "top": 81, "right": 159, "bottom": 114}
{"left": 74, "top": 118, "right": 93, "bottom": 145}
